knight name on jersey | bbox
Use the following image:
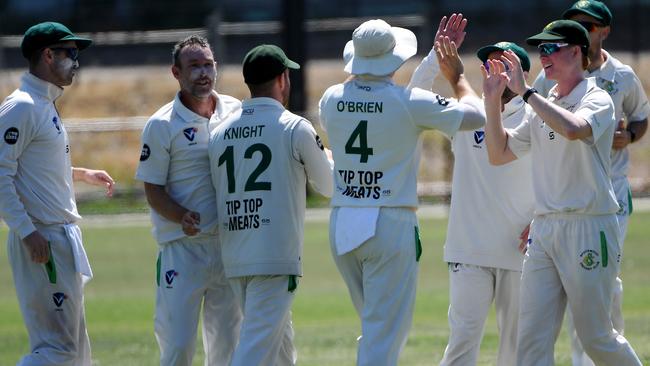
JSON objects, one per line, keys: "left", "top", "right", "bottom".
{"left": 225, "top": 198, "right": 266, "bottom": 231}
{"left": 338, "top": 169, "right": 385, "bottom": 200}
{"left": 336, "top": 100, "right": 383, "bottom": 113}
{"left": 223, "top": 124, "right": 265, "bottom": 140}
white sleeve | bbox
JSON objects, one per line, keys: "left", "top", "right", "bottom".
{"left": 0, "top": 100, "right": 38, "bottom": 238}
{"left": 507, "top": 108, "right": 534, "bottom": 158}
{"left": 576, "top": 88, "right": 615, "bottom": 144}
{"left": 406, "top": 47, "right": 440, "bottom": 91}
{"left": 135, "top": 118, "right": 171, "bottom": 185}
{"left": 292, "top": 120, "right": 333, "bottom": 197}
{"left": 622, "top": 72, "right": 650, "bottom": 122}
{"left": 408, "top": 88, "right": 464, "bottom": 137}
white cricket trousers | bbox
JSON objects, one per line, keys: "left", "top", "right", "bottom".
{"left": 155, "top": 235, "right": 242, "bottom": 366}
{"left": 8, "top": 224, "right": 91, "bottom": 366}
{"left": 439, "top": 264, "right": 520, "bottom": 366}
{"left": 228, "top": 275, "right": 297, "bottom": 366}
{"left": 330, "top": 207, "right": 420, "bottom": 366}
{"left": 517, "top": 214, "right": 641, "bottom": 366}
{"left": 567, "top": 179, "right": 631, "bottom": 366}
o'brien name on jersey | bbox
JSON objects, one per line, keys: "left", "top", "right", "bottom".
{"left": 222, "top": 123, "right": 269, "bottom": 232}
{"left": 336, "top": 100, "right": 383, "bottom": 113}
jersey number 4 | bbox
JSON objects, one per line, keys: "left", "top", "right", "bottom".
{"left": 345, "top": 120, "right": 374, "bottom": 163}
{"left": 218, "top": 144, "right": 272, "bottom": 193}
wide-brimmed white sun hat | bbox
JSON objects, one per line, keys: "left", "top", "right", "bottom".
{"left": 344, "top": 19, "right": 417, "bottom": 76}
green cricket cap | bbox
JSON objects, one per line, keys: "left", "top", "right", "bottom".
{"left": 242, "top": 44, "right": 300, "bottom": 84}
{"left": 563, "top": 0, "right": 612, "bottom": 26}
{"left": 476, "top": 41, "right": 531, "bottom": 72}
{"left": 526, "top": 20, "right": 590, "bottom": 51}
{"left": 21, "top": 21, "right": 92, "bottom": 59}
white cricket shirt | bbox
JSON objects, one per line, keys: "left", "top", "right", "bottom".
{"left": 532, "top": 50, "right": 650, "bottom": 179}
{"left": 135, "top": 91, "right": 241, "bottom": 244}
{"left": 319, "top": 76, "right": 465, "bottom": 208}
{"left": 508, "top": 77, "right": 619, "bottom": 215}
{"left": 0, "top": 73, "right": 79, "bottom": 239}
{"left": 209, "top": 97, "right": 333, "bottom": 277}
{"left": 445, "top": 97, "right": 535, "bottom": 270}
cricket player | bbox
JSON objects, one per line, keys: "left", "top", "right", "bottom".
{"left": 0, "top": 22, "right": 115, "bottom": 365}
{"left": 531, "top": 3, "right": 649, "bottom": 364}
{"left": 209, "top": 44, "right": 333, "bottom": 366}
{"left": 408, "top": 14, "right": 535, "bottom": 365}
{"left": 482, "top": 19, "right": 642, "bottom": 364}
{"left": 135, "top": 35, "right": 242, "bottom": 366}
{"left": 319, "top": 19, "right": 485, "bottom": 366}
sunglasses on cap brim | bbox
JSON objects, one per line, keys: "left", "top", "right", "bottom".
{"left": 537, "top": 43, "right": 571, "bottom": 56}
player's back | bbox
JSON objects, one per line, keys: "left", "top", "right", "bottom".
{"left": 320, "top": 77, "right": 463, "bottom": 208}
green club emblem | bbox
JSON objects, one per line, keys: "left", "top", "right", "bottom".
{"left": 579, "top": 249, "right": 600, "bottom": 270}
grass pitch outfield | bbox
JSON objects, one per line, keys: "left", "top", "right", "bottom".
{"left": 0, "top": 213, "right": 649, "bottom": 365}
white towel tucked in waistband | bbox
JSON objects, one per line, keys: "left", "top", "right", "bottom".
{"left": 63, "top": 223, "right": 93, "bottom": 283}
{"left": 334, "top": 207, "right": 380, "bottom": 255}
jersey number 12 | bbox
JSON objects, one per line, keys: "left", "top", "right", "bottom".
{"left": 218, "top": 144, "right": 272, "bottom": 193}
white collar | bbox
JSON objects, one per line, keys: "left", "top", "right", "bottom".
{"left": 21, "top": 72, "right": 64, "bottom": 102}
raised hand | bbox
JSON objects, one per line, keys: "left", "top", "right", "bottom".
{"left": 481, "top": 59, "right": 509, "bottom": 102}
{"left": 435, "top": 36, "right": 464, "bottom": 84}
{"left": 500, "top": 50, "right": 528, "bottom": 96}
{"left": 435, "top": 13, "right": 468, "bottom": 49}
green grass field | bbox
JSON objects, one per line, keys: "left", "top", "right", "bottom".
{"left": 1, "top": 213, "right": 649, "bottom": 365}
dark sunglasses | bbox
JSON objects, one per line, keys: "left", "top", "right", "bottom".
{"left": 537, "top": 43, "right": 570, "bottom": 56}
{"left": 575, "top": 20, "right": 605, "bottom": 33}
{"left": 49, "top": 47, "right": 79, "bottom": 61}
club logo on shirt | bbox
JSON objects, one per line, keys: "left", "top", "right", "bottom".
{"left": 436, "top": 95, "right": 449, "bottom": 106}
{"left": 315, "top": 135, "right": 324, "bottom": 151}
{"left": 473, "top": 130, "right": 485, "bottom": 145}
{"left": 242, "top": 108, "right": 254, "bottom": 115}
{"left": 4, "top": 127, "right": 19, "bottom": 145}
{"left": 140, "top": 144, "right": 150, "bottom": 161}
{"left": 599, "top": 79, "right": 619, "bottom": 96}
{"left": 165, "top": 270, "right": 178, "bottom": 287}
{"left": 449, "top": 263, "right": 461, "bottom": 273}
{"left": 52, "top": 292, "right": 67, "bottom": 308}
{"left": 579, "top": 249, "right": 600, "bottom": 270}
{"left": 183, "top": 127, "right": 198, "bottom": 142}
{"left": 52, "top": 116, "right": 61, "bottom": 134}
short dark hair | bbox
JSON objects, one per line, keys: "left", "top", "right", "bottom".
{"left": 172, "top": 35, "right": 212, "bottom": 67}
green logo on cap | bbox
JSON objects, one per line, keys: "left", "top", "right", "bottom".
{"left": 575, "top": 0, "right": 591, "bottom": 9}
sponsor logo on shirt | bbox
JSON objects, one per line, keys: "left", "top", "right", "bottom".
{"left": 242, "top": 108, "right": 254, "bottom": 115}
{"left": 165, "top": 270, "right": 178, "bottom": 288}
{"left": 140, "top": 144, "right": 150, "bottom": 161}
{"left": 579, "top": 249, "right": 600, "bottom": 270}
{"left": 473, "top": 130, "right": 484, "bottom": 148}
{"left": 4, "top": 127, "right": 19, "bottom": 145}
{"left": 52, "top": 292, "right": 67, "bottom": 309}
{"left": 315, "top": 135, "right": 324, "bottom": 151}
{"left": 52, "top": 116, "right": 61, "bottom": 134}
{"left": 436, "top": 95, "right": 449, "bottom": 106}
{"left": 183, "top": 127, "right": 198, "bottom": 143}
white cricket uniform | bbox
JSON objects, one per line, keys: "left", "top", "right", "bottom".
{"left": 508, "top": 77, "right": 642, "bottom": 365}
{"left": 533, "top": 51, "right": 650, "bottom": 366}
{"left": 408, "top": 52, "right": 534, "bottom": 365}
{"left": 209, "top": 97, "right": 333, "bottom": 366}
{"left": 135, "top": 91, "right": 242, "bottom": 366}
{"left": 0, "top": 72, "right": 91, "bottom": 365}
{"left": 319, "top": 76, "right": 468, "bottom": 366}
